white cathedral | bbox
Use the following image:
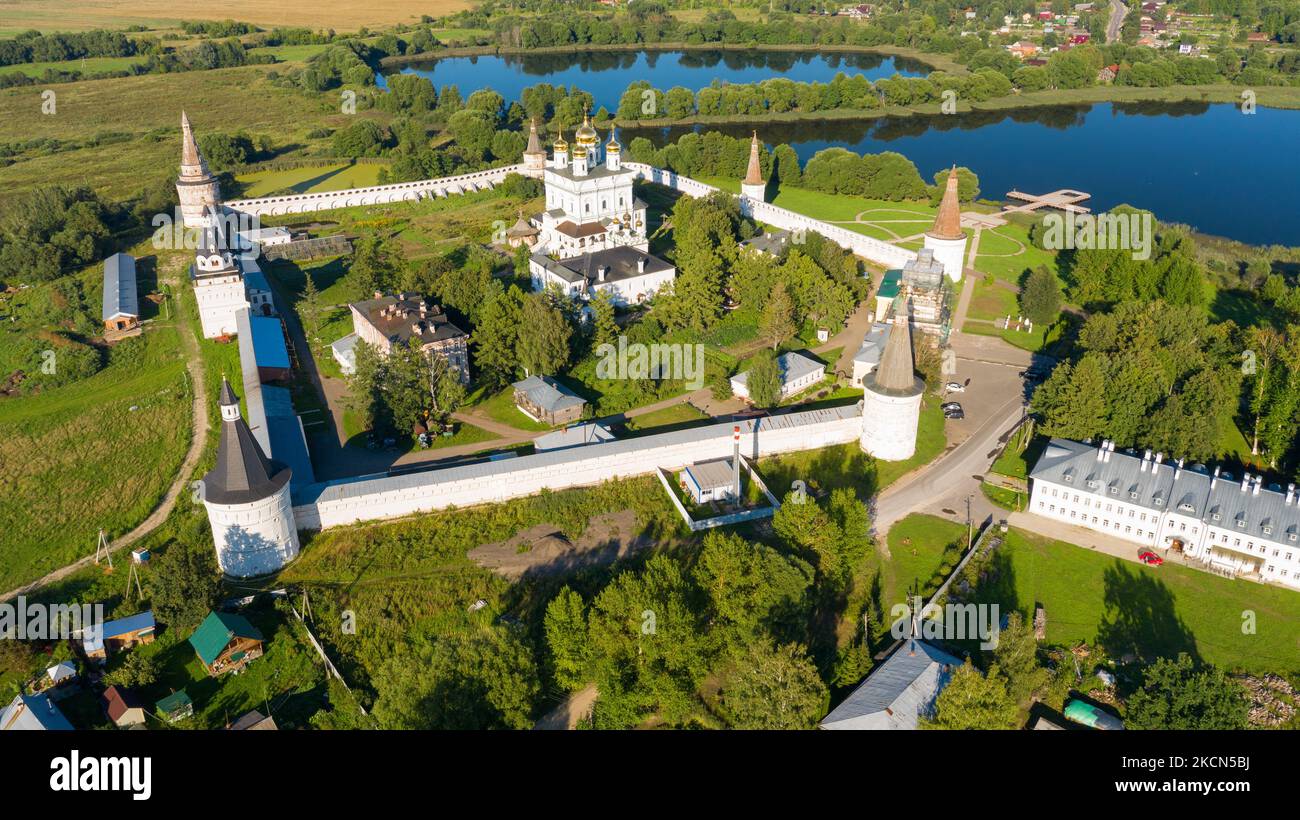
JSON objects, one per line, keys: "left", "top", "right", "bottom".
{"left": 522, "top": 115, "right": 676, "bottom": 307}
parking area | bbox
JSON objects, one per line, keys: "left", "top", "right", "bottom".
{"left": 936, "top": 332, "right": 1035, "bottom": 449}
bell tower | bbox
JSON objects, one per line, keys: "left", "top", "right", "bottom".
{"left": 176, "top": 111, "right": 223, "bottom": 229}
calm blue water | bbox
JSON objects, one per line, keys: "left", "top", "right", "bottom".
{"left": 630, "top": 101, "right": 1300, "bottom": 246}
{"left": 381, "top": 48, "right": 1299, "bottom": 245}
{"left": 379, "top": 49, "right": 926, "bottom": 110}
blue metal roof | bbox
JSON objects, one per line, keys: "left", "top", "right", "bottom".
{"left": 102, "top": 610, "right": 156, "bottom": 639}
{"left": 102, "top": 253, "right": 138, "bottom": 322}
{"left": 243, "top": 268, "right": 271, "bottom": 293}
{"left": 263, "top": 385, "right": 315, "bottom": 486}
{"left": 249, "top": 316, "right": 290, "bottom": 370}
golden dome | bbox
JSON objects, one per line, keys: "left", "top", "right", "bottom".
{"left": 553, "top": 130, "right": 568, "bottom": 149}
{"left": 571, "top": 143, "right": 588, "bottom": 158}
{"left": 574, "top": 112, "right": 599, "bottom": 145}
{"left": 605, "top": 128, "right": 621, "bottom": 152}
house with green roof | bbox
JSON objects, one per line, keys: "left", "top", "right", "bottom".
{"left": 188, "top": 611, "right": 265, "bottom": 676}
{"left": 155, "top": 690, "right": 193, "bottom": 723}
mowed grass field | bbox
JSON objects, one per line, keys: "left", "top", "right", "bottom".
{"left": 0, "top": 65, "right": 343, "bottom": 198}
{"left": 0, "top": 324, "right": 193, "bottom": 591}
{"left": 885, "top": 514, "right": 1300, "bottom": 673}
{"left": 0, "top": 0, "right": 475, "bottom": 35}
{"left": 236, "top": 162, "right": 387, "bottom": 197}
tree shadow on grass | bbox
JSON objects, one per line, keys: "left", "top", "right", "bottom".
{"left": 1095, "top": 559, "right": 1199, "bottom": 666}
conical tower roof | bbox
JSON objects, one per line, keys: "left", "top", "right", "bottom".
{"left": 203, "top": 377, "right": 290, "bottom": 505}
{"left": 743, "top": 131, "right": 764, "bottom": 186}
{"left": 180, "top": 110, "right": 207, "bottom": 171}
{"left": 525, "top": 118, "right": 543, "bottom": 155}
{"left": 927, "top": 166, "right": 965, "bottom": 240}
{"left": 868, "top": 303, "right": 923, "bottom": 396}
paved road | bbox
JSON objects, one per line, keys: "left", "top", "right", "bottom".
{"left": 871, "top": 333, "right": 1034, "bottom": 543}
{"left": 1106, "top": 0, "right": 1128, "bottom": 43}
{"left": 1, "top": 277, "right": 209, "bottom": 603}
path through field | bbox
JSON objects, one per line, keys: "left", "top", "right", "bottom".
{"left": 0, "top": 279, "right": 209, "bottom": 602}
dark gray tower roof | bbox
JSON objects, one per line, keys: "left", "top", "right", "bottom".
{"left": 203, "top": 378, "right": 290, "bottom": 505}
{"left": 867, "top": 301, "right": 923, "bottom": 397}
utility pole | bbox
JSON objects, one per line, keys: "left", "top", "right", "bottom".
{"left": 94, "top": 529, "right": 113, "bottom": 571}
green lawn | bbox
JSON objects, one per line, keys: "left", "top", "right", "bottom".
{"left": 0, "top": 55, "right": 147, "bottom": 77}
{"left": 885, "top": 514, "right": 1300, "bottom": 673}
{"left": 623, "top": 402, "right": 708, "bottom": 433}
{"left": 472, "top": 386, "right": 554, "bottom": 432}
{"left": 236, "top": 162, "right": 388, "bottom": 197}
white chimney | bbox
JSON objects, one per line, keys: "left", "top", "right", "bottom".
{"left": 1096, "top": 440, "right": 1107, "bottom": 461}
{"left": 1253, "top": 476, "right": 1261, "bottom": 496}
{"left": 1211, "top": 465, "right": 1219, "bottom": 490}
{"left": 1153, "top": 451, "right": 1162, "bottom": 465}
{"left": 1174, "top": 457, "right": 1183, "bottom": 480}
{"left": 637, "top": 256, "right": 647, "bottom": 274}
{"left": 733, "top": 425, "right": 741, "bottom": 498}
{"left": 1141, "top": 449, "right": 1152, "bottom": 472}
{"left": 597, "top": 265, "right": 607, "bottom": 282}
{"left": 1241, "top": 472, "right": 1250, "bottom": 492}
{"left": 1286, "top": 484, "right": 1295, "bottom": 505}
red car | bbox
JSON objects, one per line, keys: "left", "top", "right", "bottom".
{"left": 1138, "top": 551, "right": 1164, "bottom": 566}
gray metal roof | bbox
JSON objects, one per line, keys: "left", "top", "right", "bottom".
{"left": 853, "top": 322, "right": 890, "bottom": 366}
{"left": 512, "top": 375, "right": 585, "bottom": 414}
{"left": 294, "top": 403, "right": 859, "bottom": 506}
{"left": 534, "top": 422, "right": 614, "bottom": 451}
{"left": 821, "top": 639, "right": 963, "bottom": 730}
{"left": 732, "top": 351, "right": 825, "bottom": 390}
{"left": 685, "top": 458, "right": 736, "bottom": 491}
{"left": 102, "top": 253, "right": 138, "bottom": 321}
{"left": 530, "top": 246, "right": 672, "bottom": 286}
{"left": 1030, "top": 438, "right": 1300, "bottom": 541}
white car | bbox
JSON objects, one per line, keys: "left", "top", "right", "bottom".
{"left": 945, "top": 382, "right": 966, "bottom": 393}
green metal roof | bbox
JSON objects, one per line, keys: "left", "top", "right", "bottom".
{"left": 155, "top": 689, "right": 192, "bottom": 714}
{"left": 877, "top": 270, "right": 903, "bottom": 300}
{"left": 188, "top": 611, "right": 263, "bottom": 666}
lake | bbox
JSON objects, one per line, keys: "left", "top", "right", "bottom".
{"left": 627, "top": 100, "right": 1300, "bottom": 246}
{"left": 378, "top": 49, "right": 928, "bottom": 109}
{"left": 381, "top": 48, "right": 1299, "bottom": 245}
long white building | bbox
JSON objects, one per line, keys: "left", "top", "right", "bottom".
{"left": 1029, "top": 438, "right": 1300, "bottom": 590}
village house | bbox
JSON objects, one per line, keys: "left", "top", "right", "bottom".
{"left": 1008, "top": 40, "right": 1041, "bottom": 59}
{"left": 82, "top": 610, "right": 156, "bottom": 663}
{"left": 189, "top": 611, "right": 265, "bottom": 676}
{"left": 1098, "top": 64, "right": 1119, "bottom": 83}
{"left": 1, "top": 693, "right": 74, "bottom": 730}
{"left": 348, "top": 292, "right": 470, "bottom": 384}
{"left": 102, "top": 685, "right": 147, "bottom": 728}
{"left": 102, "top": 252, "right": 139, "bottom": 332}
{"left": 731, "top": 351, "right": 826, "bottom": 402}
{"left": 740, "top": 229, "right": 793, "bottom": 258}
{"left": 512, "top": 375, "right": 586, "bottom": 426}
{"left": 155, "top": 690, "right": 193, "bottom": 723}
{"left": 229, "top": 709, "right": 278, "bottom": 730}
{"left": 821, "top": 638, "right": 964, "bottom": 729}
{"left": 852, "top": 322, "right": 891, "bottom": 386}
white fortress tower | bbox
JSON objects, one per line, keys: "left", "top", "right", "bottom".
{"left": 192, "top": 210, "right": 248, "bottom": 339}
{"left": 176, "top": 111, "right": 223, "bottom": 229}
{"left": 522, "top": 118, "right": 546, "bottom": 178}
{"left": 860, "top": 303, "right": 924, "bottom": 461}
{"left": 740, "top": 131, "right": 766, "bottom": 202}
{"left": 923, "top": 166, "right": 967, "bottom": 282}
{"left": 202, "top": 378, "right": 300, "bottom": 578}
